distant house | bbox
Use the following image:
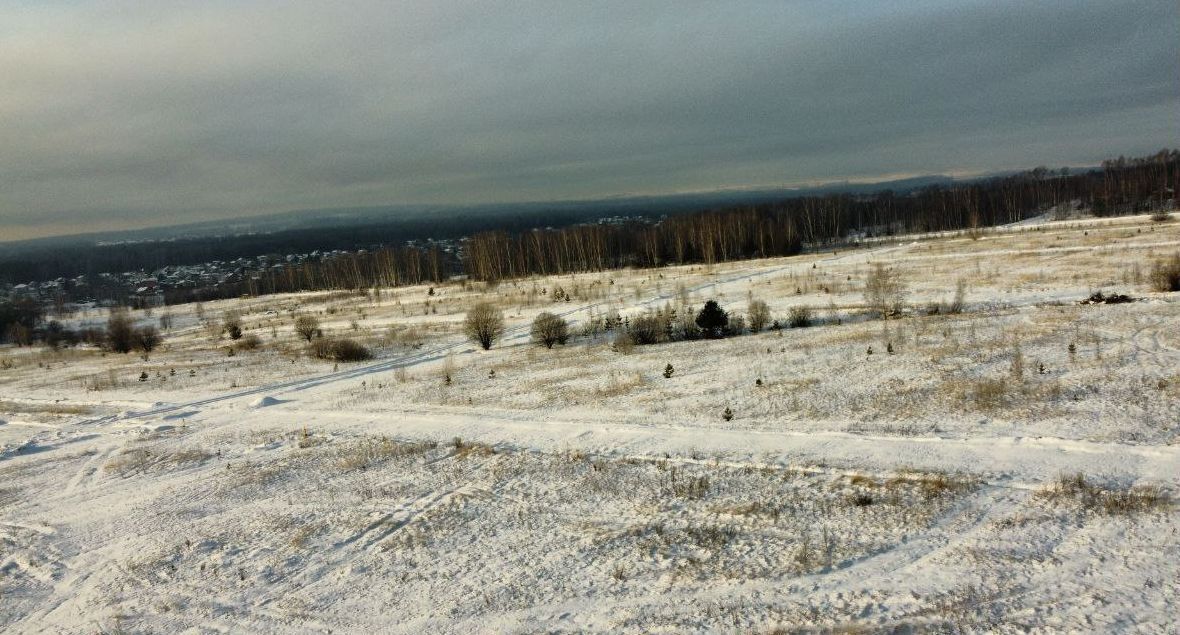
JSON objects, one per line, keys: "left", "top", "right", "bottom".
{"left": 133, "top": 289, "right": 165, "bottom": 308}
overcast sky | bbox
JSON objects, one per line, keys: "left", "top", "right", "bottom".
{"left": 1, "top": 1, "right": 1177, "bottom": 240}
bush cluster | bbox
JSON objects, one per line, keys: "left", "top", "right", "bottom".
{"left": 310, "top": 338, "right": 373, "bottom": 362}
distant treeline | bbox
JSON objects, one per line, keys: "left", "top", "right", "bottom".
{"left": 461, "top": 149, "right": 1178, "bottom": 281}
{"left": 204, "top": 149, "right": 1178, "bottom": 298}
{"left": 6, "top": 149, "right": 1178, "bottom": 307}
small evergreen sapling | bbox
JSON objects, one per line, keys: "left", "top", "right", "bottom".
{"left": 695, "top": 300, "right": 729, "bottom": 338}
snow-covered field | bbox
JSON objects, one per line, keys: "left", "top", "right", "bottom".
{"left": 2, "top": 214, "right": 1178, "bottom": 633}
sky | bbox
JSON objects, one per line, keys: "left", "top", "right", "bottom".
{"left": 1, "top": 1, "right": 1177, "bottom": 240}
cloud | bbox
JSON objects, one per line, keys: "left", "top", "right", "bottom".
{"left": 1, "top": 0, "right": 1177, "bottom": 237}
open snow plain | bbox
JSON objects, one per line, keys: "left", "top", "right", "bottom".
{"left": 2, "top": 214, "right": 1178, "bottom": 633}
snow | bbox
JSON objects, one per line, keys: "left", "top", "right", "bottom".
{"left": 250, "top": 396, "right": 289, "bottom": 409}
{"left": 0, "top": 212, "right": 1178, "bottom": 632}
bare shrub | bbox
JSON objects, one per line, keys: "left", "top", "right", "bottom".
{"left": 386, "top": 325, "right": 423, "bottom": 348}
{"left": 863, "top": 263, "right": 906, "bottom": 317}
{"left": 628, "top": 313, "right": 663, "bottom": 345}
{"left": 530, "top": 312, "right": 569, "bottom": 348}
{"left": 612, "top": 332, "right": 635, "bottom": 354}
{"left": 43, "top": 321, "right": 77, "bottom": 350}
{"left": 946, "top": 279, "right": 967, "bottom": 314}
{"left": 464, "top": 302, "right": 505, "bottom": 350}
{"left": 223, "top": 311, "right": 243, "bottom": 340}
{"left": 726, "top": 313, "right": 746, "bottom": 335}
{"left": 1148, "top": 252, "right": 1180, "bottom": 292}
{"left": 294, "top": 314, "right": 320, "bottom": 342}
{"left": 666, "top": 467, "right": 710, "bottom": 499}
{"left": 135, "top": 325, "right": 161, "bottom": 354}
{"left": 310, "top": 338, "right": 372, "bottom": 362}
{"left": 970, "top": 377, "right": 1008, "bottom": 409}
{"left": 747, "top": 299, "right": 771, "bottom": 332}
{"left": 237, "top": 333, "right": 263, "bottom": 351}
{"left": 78, "top": 327, "right": 105, "bottom": 346}
{"left": 787, "top": 306, "right": 812, "bottom": 328}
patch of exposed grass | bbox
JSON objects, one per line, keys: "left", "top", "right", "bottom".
{"left": 334, "top": 437, "right": 437, "bottom": 471}
{"left": 0, "top": 399, "right": 93, "bottom": 416}
{"left": 105, "top": 447, "right": 213, "bottom": 475}
{"left": 886, "top": 468, "right": 976, "bottom": 501}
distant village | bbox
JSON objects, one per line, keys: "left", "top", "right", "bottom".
{"left": 0, "top": 242, "right": 458, "bottom": 312}
{"left": 0, "top": 214, "right": 654, "bottom": 313}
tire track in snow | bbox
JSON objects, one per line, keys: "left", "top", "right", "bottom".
{"left": 290, "top": 408, "right": 1180, "bottom": 487}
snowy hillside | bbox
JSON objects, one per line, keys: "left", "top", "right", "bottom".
{"left": 2, "top": 214, "right": 1178, "bottom": 633}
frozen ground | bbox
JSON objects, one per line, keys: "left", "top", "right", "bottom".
{"left": 1, "top": 214, "right": 1178, "bottom": 633}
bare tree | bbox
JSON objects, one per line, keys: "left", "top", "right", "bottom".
{"left": 863, "top": 263, "right": 907, "bottom": 318}
{"left": 294, "top": 314, "right": 320, "bottom": 342}
{"left": 106, "top": 309, "right": 135, "bottom": 353}
{"left": 530, "top": 312, "right": 569, "bottom": 349}
{"left": 5, "top": 323, "right": 32, "bottom": 347}
{"left": 747, "top": 299, "right": 771, "bottom": 332}
{"left": 464, "top": 302, "right": 505, "bottom": 350}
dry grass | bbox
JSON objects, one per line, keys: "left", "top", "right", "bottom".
{"left": 710, "top": 501, "right": 772, "bottom": 517}
{"left": 0, "top": 487, "right": 21, "bottom": 509}
{"left": 451, "top": 436, "right": 496, "bottom": 459}
{"left": 847, "top": 474, "right": 878, "bottom": 487}
{"left": 1037, "top": 472, "right": 1168, "bottom": 515}
{"left": 1148, "top": 252, "right": 1180, "bottom": 292}
{"left": 594, "top": 371, "right": 648, "bottom": 398}
{"left": 288, "top": 521, "right": 325, "bottom": 550}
